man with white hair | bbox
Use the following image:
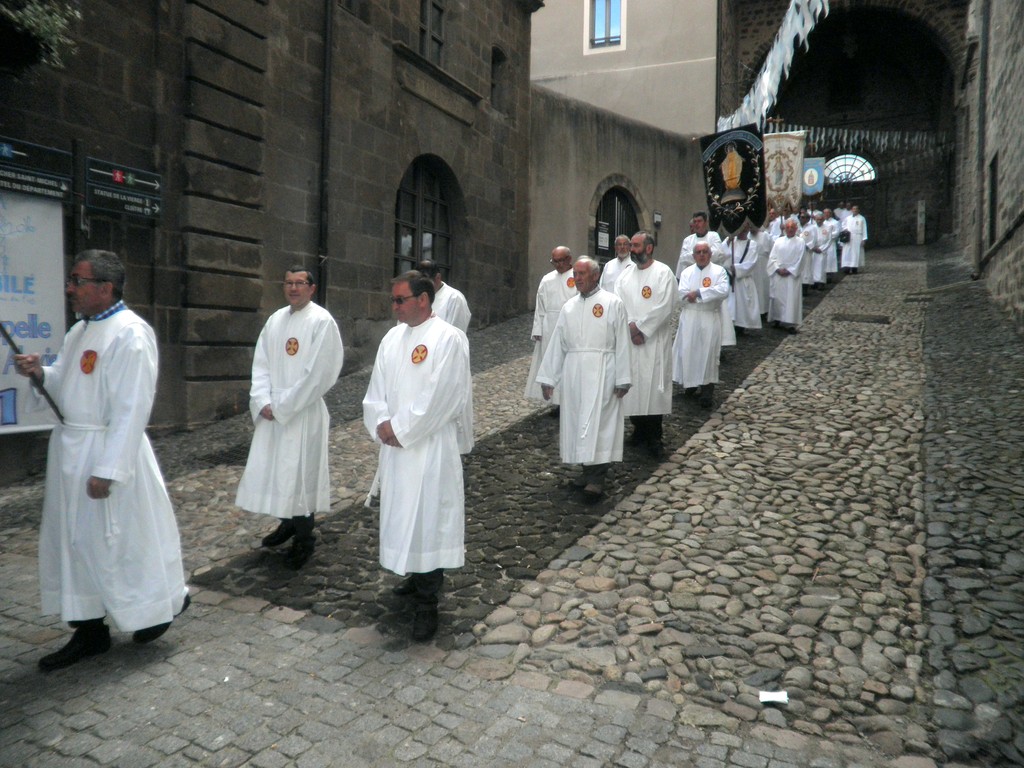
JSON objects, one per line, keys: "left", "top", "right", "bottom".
{"left": 537, "top": 257, "right": 631, "bottom": 498}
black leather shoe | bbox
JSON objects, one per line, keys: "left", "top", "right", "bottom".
{"left": 392, "top": 577, "right": 416, "bottom": 596}
{"left": 286, "top": 538, "right": 315, "bottom": 570}
{"left": 39, "top": 622, "right": 110, "bottom": 671}
{"left": 411, "top": 608, "right": 439, "bottom": 642}
{"left": 261, "top": 519, "right": 296, "bottom": 548}
{"left": 133, "top": 593, "right": 191, "bottom": 644}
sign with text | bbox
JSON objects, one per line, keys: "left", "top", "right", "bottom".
{"left": 0, "top": 191, "right": 66, "bottom": 434}
{"left": 0, "top": 136, "right": 72, "bottom": 202}
{"left": 85, "top": 157, "right": 162, "bottom": 220}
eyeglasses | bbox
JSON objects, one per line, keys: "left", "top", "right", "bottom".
{"left": 390, "top": 294, "right": 419, "bottom": 305}
{"left": 282, "top": 280, "right": 311, "bottom": 287}
{"left": 550, "top": 259, "right": 571, "bottom": 265}
{"left": 65, "top": 276, "right": 108, "bottom": 287}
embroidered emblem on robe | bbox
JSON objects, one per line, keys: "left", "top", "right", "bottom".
{"left": 641, "top": 286, "right": 652, "bottom": 299}
{"left": 80, "top": 350, "right": 98, "bottom": 374}
{"left": 567, "top": 277, "right": 576, "bottom": 289}
{"left": 285, "top": 338, "right": 299, "bottom": 356}
{"left": 592, "top": 304, "right": 604, "bottom": 318}
{"left": 411, "top": 344, "right": 428, "bottom": 364}
{"left": 702, "top": 277, "right": 712, "bottom": 288}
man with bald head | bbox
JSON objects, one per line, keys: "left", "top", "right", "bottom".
{"left": 767, "top": 218, "right": 806, "bottom": 332}
{"left": 524, "top": 246, "right": 578, "bottom": 409}
{"left": 672, "top": 242, "right": 730, "bottom": 408}
{"left": 536, "top": 257, "right": 631, "bottom": 498}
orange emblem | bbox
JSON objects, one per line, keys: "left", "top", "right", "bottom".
{"left": 567, "top": 276, "right": 575, "bottom": 288}
{"left": 702, "top": 277, "right": 712, "bottom": 288}
{"left": 592, "top": 304, "right": 604, "bottom": 318}
{"left": 641, "top": 286, "right": 652, "bottom": 299}
{"left": 285, "top": 337, "right": 299, "bottom": 356}
{"left": 80, "top": 350, "right": 98, "bottom": 374}
{"left": 411, "top": 344, "right": 428, "bottom": 364}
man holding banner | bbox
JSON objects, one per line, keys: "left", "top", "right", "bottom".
{"left": 15, "top": 250, "right": 189, "bottom": 671}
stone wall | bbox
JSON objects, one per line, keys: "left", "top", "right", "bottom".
{"left": 973, "top": 0, "right": 1024, "bottom": 328}
{"left": 527, "top": 87, "right": 705, "bottom": 299}
{"left": 0, "top": 0, "right": 536, "bottom": 437}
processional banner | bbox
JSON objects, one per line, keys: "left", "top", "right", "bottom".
{"left": 699, "top": 124, "right": 766, "bottom": 235}
{"left": 763, "top": 131, "right": 806, "bottom": 214}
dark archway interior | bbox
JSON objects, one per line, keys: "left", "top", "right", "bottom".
{"left": 766, "top": 8, "right": 956, "bottom": 245}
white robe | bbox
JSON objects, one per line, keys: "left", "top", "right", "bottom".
{"left": 615, "top": 260, "right": 679, "bottom": 417}
{"left": 599, "top": 256, "right": 630, "bottom": 293}
{"left": 672, "top": 262, "right": 730, "bottom": 387}
{"left": 767, "top": 235, "right": 806, "bottom": 326}
{"left": 536, "top": 288, "right": 631, "bottom": 465}
{"left": 363, "top": 317, "right": 472, "bottom": 575}
{"left": 677, "top": 232, "right": 734, "bottom": 347}
{"left": 754, "top": 230, "right": 773, "bottom": 312}
{"left": 524, "top": 269, "right": 577, "bottom": 402}
{"left": 32, "top": 309, "right": 187, "bottom": 632}
{"left": 841, "top": 214, "right": 868, "bottom": 269}
{"left": 800, "top": 223, "right": 820, "bottom": 285}
{"left": 236, "top": 302, "right": 344, "bottom": 518}
{"left": 822, "top": 219, "right": 840, "bottom": 273}
{"left": 725, "top": 237, "right": 762, "bottom": 330}
{"left": 432, "top": 283, "right": 471, "bottom": 333}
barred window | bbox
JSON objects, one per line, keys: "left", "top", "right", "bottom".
{"left": 591, "top": 0, "right": 622, "bottom": 48}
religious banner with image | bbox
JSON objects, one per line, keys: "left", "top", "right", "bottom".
{"left": 802, "top": 157, "right": 825, "bottom": 198}
{"left": 763, "top": 131, "right": 806, "bottom": 214}
{"left": 699, "top": 124, "right": 766, "bottom": 235}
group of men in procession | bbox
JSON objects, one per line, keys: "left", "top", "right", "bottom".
{"left": 525, "top": 203, "right": 867, "bottom": 500}
{"left": 14, "top": 201, "right": 867, "bottom": 666}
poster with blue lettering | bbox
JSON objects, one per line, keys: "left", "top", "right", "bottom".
{"left": 0, "top": 191, "right": 66, "bottom": 434}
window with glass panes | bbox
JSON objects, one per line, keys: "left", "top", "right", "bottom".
{"left": 591, "top": 0, "right": 621, "bottom": 48}
{"left": 394, "top": 161, "right": 451, "bottom": 277}
{"left": 420, "top": 0, "right": 445, "bottom": 65}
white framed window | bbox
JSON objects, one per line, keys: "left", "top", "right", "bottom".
{"left": 825, "top": 154, "right": 877, "bottom": 184}
{"left": 585, "top": 0, "right": 626, "bottom": 54}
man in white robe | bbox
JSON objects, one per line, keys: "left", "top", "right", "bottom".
{"left": 537, "top": 257, "right": 631, "bottom": 498}
{"left": 724, "top": 229, "right": 762, "bottom": 332}
{"left": 799, "top": 212, "right": 819, "bottom": 289}
{"left": 14, "top": 250, "right": 189, "bottom": 671}
{"left": 524, "top": 246, "right": 577, "bottom": 407}
{"left": 417, "top": 259, "right": 471, "bottom": 332}
{"left": 822, "top": 209, "right": 840, "bottom": 278}
{"left": 672, "top": 242, "right": 730, "bottom": 408}
{"left": 599, "top": 235, "right": 631, "bottom": 293}
{"left": 675, "top": 212, "right": 735, "bottom": 348}
{"left": 753, "top": 224, "right": 773, "bottom": 315}
{"left": 616, "top": 231, "right": 679, "bottom": 458}
{"left": 235, "top": 266, "right": 344, "bottom": 570}
{"left": 363, "top": 271, "right": 472, "bottom": 642}
{"left": 841, "top": 205, "right": 868, "bottom": 274}
{"left": 767, "top": 219, "right": 806, "bottom": 332}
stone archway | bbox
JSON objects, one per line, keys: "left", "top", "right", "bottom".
{"left": 587, "top": 174, "right": 648, "bottom": 260}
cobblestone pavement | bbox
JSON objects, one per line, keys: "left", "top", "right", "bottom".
{"left": 1, "top": 242, "right": 1021, "bottom": 767}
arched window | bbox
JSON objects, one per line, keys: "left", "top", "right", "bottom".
{"left": 825, "top": 154, "right": 877, "bottom": 184}
{"left": 394, "top": 159, "right": 452, "bottom": 277}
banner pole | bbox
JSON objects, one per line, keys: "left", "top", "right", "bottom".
{"left": 0, "top": 322, "right": 65, "bottom": 424}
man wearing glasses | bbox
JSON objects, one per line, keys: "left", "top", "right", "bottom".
{"left": 362, "top": 271, "right": 472, "bottom": 642}
{"left": 235, "top": 266, "right": 344, "bottom": 570}
{"left": 14, "top": 250, "right": 189, "bottom": 670}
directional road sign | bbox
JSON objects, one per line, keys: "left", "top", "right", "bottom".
{"left": 85, "top": 157, "right": 162, "bottom": 220}
{"left": 0, "top": 136, "right": 72, "bottom": 202}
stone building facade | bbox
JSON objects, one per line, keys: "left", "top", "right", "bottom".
{"left": 0, "top": 0, "right": 539, "bottom": 437}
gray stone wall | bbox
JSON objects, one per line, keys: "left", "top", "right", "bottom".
{"left": 974, "top": 0, "right": 1024, "bottom": 328}
{"left": 527, "top": 87, "right": 705, "bottom": 300}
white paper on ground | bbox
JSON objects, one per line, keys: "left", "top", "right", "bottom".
{"left": 759, "top": 690, "right": 789, "bottom": 704}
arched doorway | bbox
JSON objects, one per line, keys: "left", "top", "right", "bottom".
{"left": 767, "top": 7, "right": 956, "bottom": 246}
{"left": 594, "top": 186, "right": 639, "bottom": 264}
